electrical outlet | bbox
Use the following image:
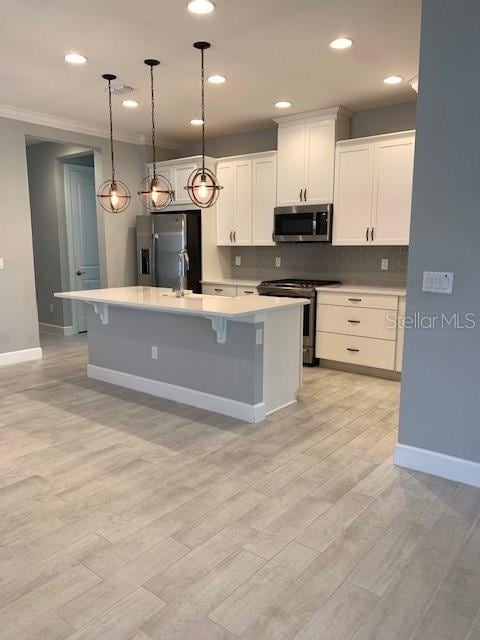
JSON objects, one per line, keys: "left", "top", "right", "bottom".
{"left": 381, "top": 258, "right": 389, "bottom": 271}
{"left": 49, "top": 303, "right": 54, "bottom": 313}
{"left": 256, "top": 329, "right": 263, "bottom": 345}
{"left": 275, "top": 256, "right": 281, "bottom": 268}
{"left": 151, "top": 345, "right": 158, "bottom": 360}
{"left": 235, "top": 255, "right": 241, "bottom": 266}
{"left": 0, "top": 257, "right": 4, "bottom": 270}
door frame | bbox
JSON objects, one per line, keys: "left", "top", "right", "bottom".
{"left": 64, "top": 162, "right": 98, "bottom": 333}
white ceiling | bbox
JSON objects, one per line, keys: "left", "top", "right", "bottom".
{"left": 0, "top": 0, "right": 421, "bottom": 144}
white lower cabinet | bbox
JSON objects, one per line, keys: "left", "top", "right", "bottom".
{"left": 316, "top": 289, "right": 403, "bottom": 373}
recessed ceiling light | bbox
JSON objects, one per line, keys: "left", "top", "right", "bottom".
{"left": 122, "top": 99, "right": 139, "bottom": 108}
{"left": 64, "top": 53, "right": 88, "bottom": 65}
{"left": 190, "top": 118, "right": 204, "bottom": 126}
{"left": 384, "top": 75, "right": 403, "bottom": 85}
{"left": 208, "top": 74, "right": 226, "bottom": 84}
{"left": 187, "top": 0, "right": 215, "bottom": 14}
{"left": 329, "top": 37, "right": 353, "bottom": 50}
{"left": 275, "top": 101, "right": 292, "bottom": 109}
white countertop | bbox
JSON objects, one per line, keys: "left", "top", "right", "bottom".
{"left": 201, "top": 278, "right": 261, "bottom": 288}
{"left": 55, "top": 286, "right": 307, "bottom": 318}
{"left": 317, "top": 284, "right": 406, "bottom": 296}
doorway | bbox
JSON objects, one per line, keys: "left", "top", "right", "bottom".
{"left": 26, "top": 140, "right": 102, "bottom": 336}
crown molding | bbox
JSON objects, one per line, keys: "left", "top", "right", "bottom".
{"left": 0, "top": 103, "right": 181, "bottom": 150}
{"left": 273, "top": 105, "right": 353, "bottom": 125}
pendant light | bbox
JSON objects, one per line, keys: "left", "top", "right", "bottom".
{"left": 185, "top": 42, "right": 223, "bottom": 208}
{"left": 137, "top": 60, "right": 174, "bottom": 211}
{"left": 97, "top": 74, "right": 131, "bottom": 214}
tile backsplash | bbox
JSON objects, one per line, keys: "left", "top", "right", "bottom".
{"left": 230, "top": 245, "right": 408, "bottom": 287}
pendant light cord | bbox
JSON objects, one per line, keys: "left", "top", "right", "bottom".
{"left": 201, "top": 47, "right": 206, "bottom": 172}
{"left": 150, "top": 64, "right": 157, "bottom": 177}
{"left": 107, "top": 78, "right": 115, "bottom": 184}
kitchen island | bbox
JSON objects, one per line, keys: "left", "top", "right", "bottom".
{"left": 55, "top": 286, "right": 307, "bottom": 423}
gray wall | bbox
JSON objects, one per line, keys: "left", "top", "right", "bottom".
{"left": 180, "top": 102, "right": 416, "bottom": 157}
{"left": 398, "top": 0, "right": 480, "bottom": 462}
{"left": 231, "top": 245, "right": 408, "bottom": 288}
{"left": 351, "top": 101, "right": 416, "bottom": 139}
{"left": 27, "top": 143, "right": 94, "bottom": 327}
{"left": 0, "top": 117, "right": 145, "bottom": 356}
{"left": 87, "top": 306, "right": 263, "bottom": 404}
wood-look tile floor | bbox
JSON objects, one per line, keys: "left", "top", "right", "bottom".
{"left": 1, "top": 332, "right": 479, "bottom": 640}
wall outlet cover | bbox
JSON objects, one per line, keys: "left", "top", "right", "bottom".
{"left": 235, "top": 256, "right": 241, "bottom": 266}
{"left": 381, "top": 258, "right": 389, "bottom": 271}
{"left": 49, "top": 303, "right": 54, "bottom": 313}
{"left": 151, "top": 345, "right": 158, "bottom": 360}
{"left": 275, "top": 256, "right": 281, "bottom": 268}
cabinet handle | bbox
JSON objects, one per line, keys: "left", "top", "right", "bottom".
{"left": 347, "top": 347, "right": 360, "bottom": 352}
{"left": 371, "top": 227, "right": 375, "bottom": 242}
{"left": 233, "top": 230, "right": 237, "bottom": 242}
{"left": 229, "top": 231, "right": 232, "bottom": 242}
{"left": 299, "top": 188, "right": 303, "bottom": 202}
{"left": 272, "top": 231, "right": 275, "bottom": 242}
{"left": 348, "top": 298, "right": 363, "bottom": 302}
{"left": 304, "top": 188, "right": 307, "bottom": 202}
{"left": 366, "top": 227, "right": 369, "bottom": 242}
{"left": 348, "top": 319, "right": 361, "bottom": 324}
{"left": 214, "top": 288, "right": 224, "bottom": 292}
{"left": 243, "top": 291, "right": 254, "bottom": 295}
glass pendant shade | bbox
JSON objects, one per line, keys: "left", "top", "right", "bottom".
{"left": 97, "top": 179, "right": 131, "bottom": 213}
{"left": 185, "top": 42, "right": 223, "bottom": 209}
{"left": 138, "top": 173, "right": 174, "bottom": 210}
{"left": 186, "top": 167, "right": 222, "bottom": 208}
{"left": 137, "top": 59, "right": 174, "bottom": 212}
{"left": 97, "top": 73, "right": 131, "bottom": 214}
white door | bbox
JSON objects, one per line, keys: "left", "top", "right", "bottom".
{"left": 252, "top": 154, "right": 277, "bottom": 246}
{"left": 305, "top": 120, "right": 335, "bottom": 204}
{"left": 233, "top": 159, "right": 252, "bottom": 245}
{"left": 371, "top": 134, "right": 415, "bottom": 245}
{"left": 216, "top": 162, "right": 235, "bottom": 245}
{"left": 332, "top": 143, "right": 374, "bottom": 245}
{"left": 276, "top": 124, "right": 306, "bottom": 206}
{"left": 172, "top": 162, "right": 198, "bottom": 204}
{"left": 65, "top": 164, "right": 100, "bottom": 333}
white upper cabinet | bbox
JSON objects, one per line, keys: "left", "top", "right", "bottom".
{"left": 252, "top": 154, "right": 277, "bottom": 246}
{"left": 275, "top": 107, "right": 351, "bottom": 207}
{"left": 371, "top": 134, "right": 415, "bottom": 245}
{"left": 146, "top": 156, "right": 215, "bottom": 208}
{"left": 216, "top": 152, "right": 277, "bottom": 247}
{"left": 333, "top": 131, "right": 415, "bottom": 246}
{"left": 333, "top": 143, "right": 374, "bottom": 245}
{"left": 276, "top": 125, "right": 306, "bottom": 206}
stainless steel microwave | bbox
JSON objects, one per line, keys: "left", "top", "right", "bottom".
{"left": 274, "top": 204, "right": 333, "bottom": 242}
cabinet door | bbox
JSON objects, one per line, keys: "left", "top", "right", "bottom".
{"left": 172, "top": 162, "right": 198, "bottom": 205}
{"left": 252, "top": 155, "right": 276, "bottom": 245}
{"left": 332, "top": 143, "right": 374, "bottom": 245}
{"left": 233, "top": 160, "right": 253, "bottom": 244}
{"left": 371, "top": 135, "right": 415, "bottom": 245}
{"left": 216, "top": 162, "right": 235, "bottom": 245}
{"left": 276, "top": 125, "right": 306, "bottom": 206}
{"left": 305, "top": 120, "right": 335, "bottom": 203}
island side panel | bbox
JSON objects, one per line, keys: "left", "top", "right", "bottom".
{"left": 85, "top": 305, "right": 265, "bottom": 421}
{"left": 263, "top": 306, "right": 303, "bottom": 415}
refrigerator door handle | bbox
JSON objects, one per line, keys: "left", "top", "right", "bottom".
{"left": 152, "top": 233, "right": 159, "bottom": 286}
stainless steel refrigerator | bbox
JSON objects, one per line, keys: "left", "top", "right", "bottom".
{"left": 136, "top": 212, "right": 202, "bottom": 292}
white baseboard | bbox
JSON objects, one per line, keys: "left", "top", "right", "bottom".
{"left": 0, "top": 347, "right": 43, "bottom": 367}
{"left": 88, "top": 364, "right": 266, "bottom": 424}
{"left": 394, "top": 443, "right": 480, "bottom": 489}
{"left": 39, "top": 323, "right": 76, "bottom": 336}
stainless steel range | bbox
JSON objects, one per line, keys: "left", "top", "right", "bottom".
{"left": 258, "top": 279, "right": 340, "bottom": 366}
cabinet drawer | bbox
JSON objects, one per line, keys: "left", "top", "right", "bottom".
{"left": 317, "top": 305, "right": 396, "bottom": 340}
{"left": 237, "top": 287, "right": 258, "bottom": 296}
{"left": 202, "top": 284, "right": 237, "bottom": 297}
{"left": 316, "top": 332, "right": 396, "bottom": 370}
{"left": 317, "top": 291, "right": 398, "bottom": 310}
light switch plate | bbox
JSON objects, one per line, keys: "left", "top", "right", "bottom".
{"left": 275, "top": 257, "right": 281, "bottom": 268}
{"left": 235, "top": 256, "right": 241, "bottom": 266}
{"left": 381, "top": 258, "right": 389, "bottom": 271}
{"left": 151, "top": 345, "right": 158, "bottom": 360}
{"left": 422, "top": 271, "right": 454, "bottom": 294}
{"left": 0, "top": 257, "right": 4, "bottom": 269}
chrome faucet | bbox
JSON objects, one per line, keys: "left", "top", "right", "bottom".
{"left": 173, "top": 248, "right": 190, "bottom": 297}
